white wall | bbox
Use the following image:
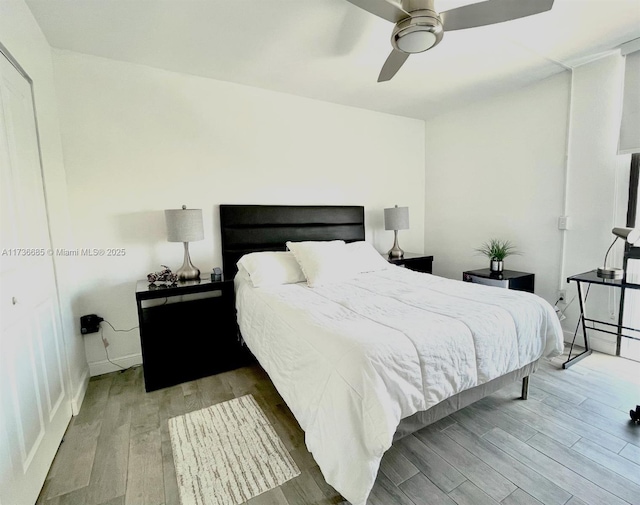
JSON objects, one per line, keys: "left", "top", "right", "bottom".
{"left": 0, "top": 0, "right": 88, "bottom": 412}
{"left": 52, "top": 50, "right": 426, "bottom": 375}
{"left": 424, "top": 55, "right": 633, "bottom": 355}
{"left": 423, "top": 72, "right": 571, "bottom": 307}
{"left": 562, "top": 54, "right": 630, "bottom": 354}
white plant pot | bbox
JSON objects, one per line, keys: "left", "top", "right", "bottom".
{"left": 490, "top": 260, "right": 504, "bottom": 273}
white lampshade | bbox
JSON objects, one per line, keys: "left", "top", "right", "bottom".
{"left": 612, "top": 227, "right": 640, "bottom": 244}
{"left": 165, "top": 206, "right": 204, "bottom": 242}
{"left": 384, "top": 205, "right": 409, "bottom": 231}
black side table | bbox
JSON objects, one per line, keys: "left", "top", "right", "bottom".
{"left": 564, "top": 269, "right": 640, "bottom": 369}
{"left": 135, "top": 278, "right": 252, "bottom": 392}
{"left": 387, "top": 253, "right": 434, "bottom": 274}
{"left": 462, "top": 268, "right": 535, "bottom": 293}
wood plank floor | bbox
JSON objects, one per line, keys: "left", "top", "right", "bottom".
{"left": 37, "top": 348, "right": 640, "bottom": 505}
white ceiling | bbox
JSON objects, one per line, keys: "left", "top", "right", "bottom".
{"left": 25, "top": 0, "right": 640, "bottom": 120}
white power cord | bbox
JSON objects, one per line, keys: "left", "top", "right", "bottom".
{"left": 555, "top": 294, "right": 577, "bottom": 321}
{"left": 99, "top": 319, "right": 139, "bottom": 372}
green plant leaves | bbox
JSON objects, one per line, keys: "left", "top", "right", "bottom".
{"left": 474, "top": 239, "right": 520, "bottom": 261}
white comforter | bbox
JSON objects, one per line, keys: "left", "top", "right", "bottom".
{"left": 235, "top": 267, "right": 563, "bottom": 505}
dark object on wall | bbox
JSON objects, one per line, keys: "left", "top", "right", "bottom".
{"left": 80, "top": 314, "right": 104, "bottom": 334}
{"left": 631, "top": 405, "right": 640, "bottom": 423}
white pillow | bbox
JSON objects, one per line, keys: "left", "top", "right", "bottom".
{"left": 236, "top": 251, "right": 306, "bottom": 288}
{"left": 346, "top": 241, "right": 391, "bottom": 273}
{"left": 235, "top": 263, "right": 251, "bottom": 282}
{"left": 286, "top": 240, "right": 356, "bottom": 287}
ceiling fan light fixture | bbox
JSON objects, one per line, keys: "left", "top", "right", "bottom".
{"left": 396, "top": 30, "right": 437, "bottom": 52}
{"left": 345, "top": 0, "right": 556, "bottom": 82}
{"left": 392, "top": 10, "right": 443, "bottom": 54}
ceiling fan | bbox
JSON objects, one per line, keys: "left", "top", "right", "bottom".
{"left": 345, "top": 0, "right": 554, "bottom": 81}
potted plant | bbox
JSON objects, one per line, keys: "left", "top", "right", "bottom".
{"left": 475, "top": 239, "right": 520, "bottom": 273}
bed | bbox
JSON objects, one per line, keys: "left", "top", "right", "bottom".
{"left": 220, "top": 204, "right": 564, "bottom": 505}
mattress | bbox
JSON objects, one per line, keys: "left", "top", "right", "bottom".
{"left": 234, "top": 267, "right": 564, "bottom": 505}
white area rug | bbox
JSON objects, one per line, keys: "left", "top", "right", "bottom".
{"left": 169, "top": 394, "right": 300, "bottom": 505}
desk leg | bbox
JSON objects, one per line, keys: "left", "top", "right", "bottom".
{"left": 562, "top": 281, "right": 592, "bottom": 369}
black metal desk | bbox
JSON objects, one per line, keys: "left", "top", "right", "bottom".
{"left": 564, "top": 269, "right": 640, "bottom": 369}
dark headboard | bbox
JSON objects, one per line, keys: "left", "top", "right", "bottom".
{"left": 219, "top": 205, "right": 365, "bottom": 278}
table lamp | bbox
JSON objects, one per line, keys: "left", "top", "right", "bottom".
{"left": 596, "top": 227, "right": 640, "bottom": 279}
{"left": 165, "top": 205, "right": 204, "bottom": 281}
{"left": 384, "top": 205, "right": 409, "bottom": 259}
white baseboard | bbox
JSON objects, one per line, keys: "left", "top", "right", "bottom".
{"left": 563, "top": 329, "right": 616, "bottom": 356}
{"left": 71, "top": 366, "right": 90, "bottom": 415}
{"left": 89, "top": 352, "right": 143, "bottom": 377}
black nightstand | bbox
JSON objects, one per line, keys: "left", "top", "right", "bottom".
{"left": 135, "top": 278, "right": 252, "bottom": 392}
{"left": 387, "top": 253, "right": 434, "bottom": 274}
{"left": 462, "top": 269, "right": 535, "bottom": 293}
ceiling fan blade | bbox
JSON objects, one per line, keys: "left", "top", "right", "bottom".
{"left": 378, "top": 50, "right": 410, "bottom": 82}
{"left": 345, "top": 0, "right": 409, "bottom": 23}
{"left": 441, "top": 0, "right": 554, "bottom": 32}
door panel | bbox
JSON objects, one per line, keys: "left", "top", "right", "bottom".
{"left": 0, "top": 51, "right": 71, "bottom": 504}
{"left": 36, "top": 300, "right": 66, "bottom": 419}
{"left": 2, "top": 321, "right": 45, "bottom": 477}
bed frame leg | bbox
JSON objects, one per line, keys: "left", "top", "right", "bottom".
{"left": 521, "top": 376, "right": 529, "bottom": 400}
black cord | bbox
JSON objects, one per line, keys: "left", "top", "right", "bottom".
{"left": 557, "top": 294, "right": 576, "bottom": 319}
{"left": 567, "top": 284, "right": 591, "bottom": 360}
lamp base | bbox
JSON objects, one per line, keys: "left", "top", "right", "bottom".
{"left": 388, "top": 230, "right": 404, "bottom": 259}
{"left": 596, "top": 267, "right": 623, "bottom": 280}
{"left": 388, "top": 246, "right": 404, "bottom": 259}
{"left": 176, "top": 265, "right": 200, "bottom": 282}
{"left": 176, "top": 242, "right": 200, "bottom": 281}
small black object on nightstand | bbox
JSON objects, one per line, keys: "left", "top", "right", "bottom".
{"left": 387, "top": 253, "right": 434, "bottom": 274}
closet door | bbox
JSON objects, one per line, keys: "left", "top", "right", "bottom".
{"left": 0, "top": 52, "right": 71, "bottom": 505}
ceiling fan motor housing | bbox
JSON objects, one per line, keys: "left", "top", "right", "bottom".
{"left": 392, "top": 9, "right": 444, "bottom": 53}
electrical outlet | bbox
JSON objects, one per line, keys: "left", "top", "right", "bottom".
{"left": 557, "top": 289, "right": 566, "bottom": 303}
{"left": 80, "top": 314, "right": 103, "bottom": 334}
